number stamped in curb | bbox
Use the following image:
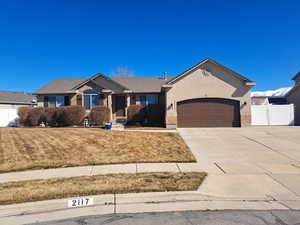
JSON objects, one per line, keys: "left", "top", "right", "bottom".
{"left": 68, "top": 197, "right": 94, "bottom": 208}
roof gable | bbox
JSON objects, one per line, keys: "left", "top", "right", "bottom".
{"left": 72, "top": 73, "right": 129, "bottom": 92}
{"left": 167, "top": 58, "right": 254, "bottom": 85}
{"left": 35, "top": 73, "right": 130, "bottom": 94}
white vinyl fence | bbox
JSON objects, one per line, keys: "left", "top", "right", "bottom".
{"left": 251, "top": 104, "right": 294, "bottom": 126}
{"left": 0, "top": 109, "right": 18, "bottom": 127}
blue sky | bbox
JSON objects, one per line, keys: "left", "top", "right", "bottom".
{"left": 0, "top": 0, "right": 299, "bottom": 92}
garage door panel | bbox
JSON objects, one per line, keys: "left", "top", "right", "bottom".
{"left": 177, "top": 98, "right": 240, "bottom": 127}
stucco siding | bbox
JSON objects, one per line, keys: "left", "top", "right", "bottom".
{"left": 287, "top": 87, "right": 300, "bottom": 125}
{"left": 165, "top": 61, "right": 252, "bottom": 127}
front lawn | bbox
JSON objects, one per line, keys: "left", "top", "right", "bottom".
{"left": 0, "top": 172, "right": 206, "bottom": 205}
{"left": 125, "top": 126, "right": 176, "bottom": 130}
{"left": 0, "top": 128, "right": 196, "bottom": 173}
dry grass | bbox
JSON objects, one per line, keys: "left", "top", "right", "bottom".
{"left": 0, "top": 172, "right": 206, "bottom": 205}
{"left": 0, "top": 128, "right": 195, "bottom": 173}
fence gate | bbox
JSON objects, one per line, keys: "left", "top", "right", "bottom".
{"left": 251, "top": 104, "right": 294, "bottom": 126}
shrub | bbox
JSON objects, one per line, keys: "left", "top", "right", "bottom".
{"left": 43, "top": 107, "right": 57, "bottom": 126}
{"left": 89, "top": 106, "right": 110, "bottom": 126}
{"left": 18, "top": 107, "right": 32, "bottom": 126}
{"left": 62, "top": 105, "right": 86, "bottom": 126}
{"left": 53, "top": 107, "right": 66, "bottom": 126}
{"left": 145, "top": 104, "right": 164, "bottom": 126}
{"left": 127, "top": 104, "right": 146, "bottom": 125}
{"left": 27, "top": 107, "right": 45, "bottom": 126}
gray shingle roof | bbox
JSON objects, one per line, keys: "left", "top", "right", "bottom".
{"left": 0, "top": 91, "right": 37, "bottom": 104}
{"left": 35, "top": 78, "right": 87, "bottom": 94}
{"left": 111, "top": 76, "right": 174, "bottom": 93}
{"left": 35, "top": 76, "right": 174, "bottom": 94}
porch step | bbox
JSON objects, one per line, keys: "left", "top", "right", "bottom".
{"left": 111, "top": 123, "right": 125, "bottom": 130}
{"left": 115, "top": 118, "right": 127, "bottom": 125}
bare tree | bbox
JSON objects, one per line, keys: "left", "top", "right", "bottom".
{"left": 110, "top": 65, "right": 135, "bottom": 77}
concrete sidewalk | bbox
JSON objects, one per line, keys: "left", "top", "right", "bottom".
{"left": 0, "top": 162, "right": 206, "bottom": 183}
{"left": 1, "top": 191, "right": 300, "bottom": 225}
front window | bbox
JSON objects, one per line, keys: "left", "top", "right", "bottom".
{"left": 83, "top": 89, "right": 100, "bottom": 110}
{"left": 48, "top": 96, "right": 56, "bottom": 107}
{"left": 139, "top": 95, "right": 158, "bottom": 106}
{"left": 56, "top": 96, "right": 65, "bottom": 107}
{"left": 47, "top": 96, "right": 68, "bottom": 107}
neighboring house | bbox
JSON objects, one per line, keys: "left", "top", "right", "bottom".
{"left": 251, "top": 87, "right": 292, "bottom": 105}
{"left": 0, "top": 91, "right": 37, "bottom": 127}
{"left": 34, "top": 58, "right": 256, "bottom": 128}
{"left": 0, "top": 91, "right": 37, "bottom": 109}
{"left": 250, "top": 88, "right": 294, "bottom": 126}
{"left": 286, "top": 72, "right": 300, "bottom": 125}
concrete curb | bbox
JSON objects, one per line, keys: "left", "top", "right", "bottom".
{"left": 1, "top": 191, "right": 300, "bottom": 225}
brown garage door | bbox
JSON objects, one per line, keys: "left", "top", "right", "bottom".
{"left": 177, "top": 98, "right": 241, "bottom": 127}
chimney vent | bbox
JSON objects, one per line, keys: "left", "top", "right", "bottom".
{"left": 163, "top": 72, "right": 168, "bottom": 80}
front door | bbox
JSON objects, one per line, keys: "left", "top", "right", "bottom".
{"left": 115, "top": 95, "right": 126, "bottom": 117}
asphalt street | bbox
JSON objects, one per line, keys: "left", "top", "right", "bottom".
{"left": 28, "top": 210, "right": 300, "bottom": 225}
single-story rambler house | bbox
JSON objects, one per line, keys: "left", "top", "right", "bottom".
{"left": 34, "top": 58, "right": 256, "bottom": 128}
{"left": 286, "top": 72, "right": 300, "bottom": 125}
{"left": 0, "top": 91, "right": 37, "bottom": 109}
{"left": 0, "top": 91, "right": 36, "bottom": 127}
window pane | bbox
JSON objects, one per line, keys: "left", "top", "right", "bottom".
{"left": 49, "top": 96, "right": 56, "bottom": 107}
{"left": 92, "top": 95, "right": 100, "bottom": 108}
{"left": 64, "top": 96, "right": 70, "bottom": 106}
{"left": 147, "top": 95, "right": 157, "bottom": 105}
{"left": 56, "top": 96, "right": 65, "bottom": 107}
{"left": 140, "top": 96, "right": 147, "bottom": 106}
{"left": 84, "top": 95, "right": 91, "bottom": 110}
{"left": 83, "top": 89, "right": 98, "bottom": 94}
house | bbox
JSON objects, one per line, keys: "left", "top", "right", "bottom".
{"left": 0, "top": 91, "right": 37, "bottom": 109}
{"left": 34, "top": 58, "right": 256, "bottom": 128}
{"left": 0, "top": 91, "right": 36, "bottom": 126}
{"left": 286, "top": 72, "right": 300, "bottom": 125}
{"left": 251, "top": 87, "right": 292, "bottom": 105}
{"left": 250, "top": 88, "right": 294, "bottom": 126}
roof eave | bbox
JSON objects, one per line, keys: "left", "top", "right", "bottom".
{"left": 72, "top": 73, "right": 131, "bottom": 91}
{"left": 245, "top": 82, "right": 256, "bottom": 86}
{"left": 0, "top": 101, "right": 37, "bottom": 105}
{"left": 286, "top": 83, "right": 300, "bottom": 97}
{"left": 33, "top": 91, "right": 77, "bottom": 95}
{"left": 291, "top": 72, "right": 300, "bottom": 81}
{"left": 167, "top": 58, "right": 254, "bottom": 85}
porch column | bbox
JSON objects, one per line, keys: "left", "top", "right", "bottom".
{"left": 107, "top": 94, "right": 113, "bottom": 122}
{"left": 125, "top": 94, "right": 130, "bottom": 117}
{"left": 102, "top": 94, "right": 108, "bottom": 107}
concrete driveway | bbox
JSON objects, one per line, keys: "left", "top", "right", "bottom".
{"left": 178, "top": 127, "right": 300, "bottom": 207}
